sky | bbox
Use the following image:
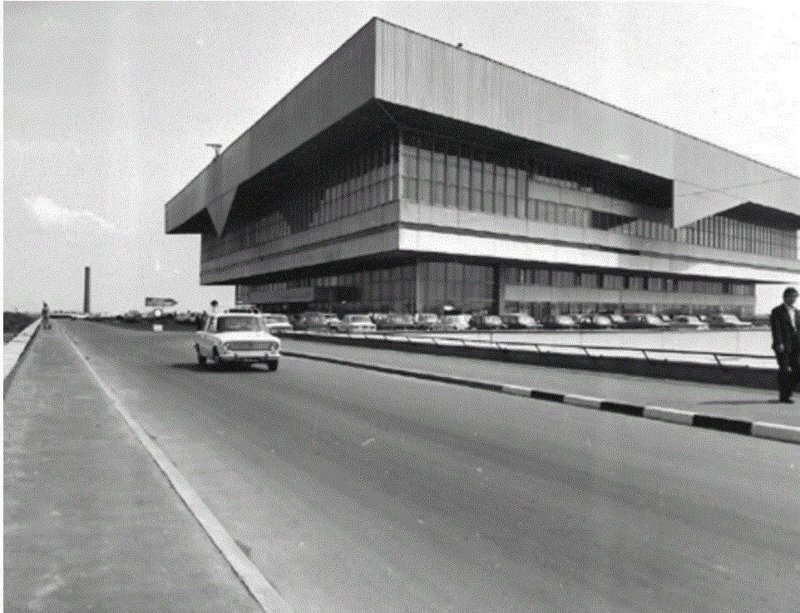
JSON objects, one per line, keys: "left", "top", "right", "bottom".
{"left": 3, "top": 1, "right": 799, "bottom": 314}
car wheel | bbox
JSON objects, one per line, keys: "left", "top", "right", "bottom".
{"left": 195, "top": 345, "right": 207, "bottom": 367}
{"left": 266, "top": 360, "right": 278, "bottom": 372}
{"left": 212, "top": 348, "right": 223, "bottom": 368}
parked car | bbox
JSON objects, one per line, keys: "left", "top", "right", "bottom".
{"left": 227, "top": 304, "right": 260, "bottom": 314}
{"left": 260, "top": 313, "right": 294, "bottom": 334}
{"left": 292, "top": 312, "right": 319, "bottom": 330}
{"left": 333, "top": 313, "right": 377, "bottom": 333}
{"left": 669, "top": 315, "right": 709, "bottom": 330}
{"left": 472, "top": 314, "right": 506, "bottom": 330}
{"left": 430, "top": 313, "right": 472, "bottom": 331}
{"left": 174, "top": 311, "right": 193, "bottom": 323}
{"left": 500, "top": 313, "right": 542, "bottom": 329}
{"left": 377, "top": 313, "right": 415, "bottom": 330}
{"left": 298, "top": 311, "right": 329, "bottom": 330}
{"left": 607, "top": 314, "right": 628, "bottom": 328}
{"left": 414, "top": 313, "right": 441, "bottom": 330}
{"left": 543, "top": 315, "right": 578, "bottom": 329}
{"left": 322, "top": 313, "right": 342, "bottom": 330}
{"left": 625, "top": 314, "right": 668, "bottom": 329}
{"left": 577, "top": 314, "right": 613, "bottom": 329}
{"left": 370, "top": 312, "right": 390, "bottom": 327}
{"left": 707, "top": 314, "right": 753, "bottom": 329}
{"left": 120, "top": 310, "right": 142, "bottom": 322}
{"left": 195, "top": 313, "right": 280, "bottom": 370}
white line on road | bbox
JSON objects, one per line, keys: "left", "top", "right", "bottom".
{"left": 64, "top": 332, "right": 291, "bottom": 613}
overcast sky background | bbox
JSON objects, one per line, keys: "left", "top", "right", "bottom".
{"left": 3, "top": 1, "right": 799, "bottom": 313}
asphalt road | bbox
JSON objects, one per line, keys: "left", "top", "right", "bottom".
{"left": 63, "top": 321, "right": 800, "bottom": 612}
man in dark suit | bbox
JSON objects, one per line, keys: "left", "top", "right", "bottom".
{"left": 770, "top": 287, "right": 800, "bottom": 403}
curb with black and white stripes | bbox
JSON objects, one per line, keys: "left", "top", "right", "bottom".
{"left": 282, "top": 350, "right": 800, "bottom": 446}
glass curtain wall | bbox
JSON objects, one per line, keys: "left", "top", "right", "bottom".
{"left": 399, "top": 129, "right": 798, "bottom": 259}
{"left": 501, "top": 265, "right": 755, "bottom": 318}
{"left": 416, "top": 262, "right": 495, "bottom": 313}
{"left": 203, "top": 132, "right": 399, "bottom": 261}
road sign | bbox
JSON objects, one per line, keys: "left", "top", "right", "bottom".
{"left": 145, "top": 297, "right": 177, "bottom": 307}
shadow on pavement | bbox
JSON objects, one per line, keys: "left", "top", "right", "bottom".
{"left": 170, "top": 362, "right": 270, "bottom": 373}
{"left": 698, "top": 399, "right": 782, "bottom": 406}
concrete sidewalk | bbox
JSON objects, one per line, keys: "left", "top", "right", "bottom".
{"left": 282, "top": 338, "right": 800, "bottom": 429}
{"left": 4, "top": 326, "right": 260, "bottom": 611}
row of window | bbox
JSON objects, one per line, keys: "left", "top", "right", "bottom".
{"left": 202, "top": 134, "right": 399, "bottom": 261}
{"left": 502, "top": 266, "right": 754, "bottom": 296}
{"left": 241, "top": 261, "right": 756, "bottom": 317}
{"left": 203, "top": 128, "right": 797, "bottom": 263}
{"left": 400, "top": 131, "right": 655, "bottom": 206}
{"left": 400, "top": 132, "right": 797, "bottom": 259}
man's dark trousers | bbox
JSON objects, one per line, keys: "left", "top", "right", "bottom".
{"left": 771, "top": 304, "right": 800, "bottom": 401}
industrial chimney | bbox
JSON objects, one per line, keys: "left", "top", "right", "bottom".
{"left": 83, "top": 266, "right": 91, "bottom": 314}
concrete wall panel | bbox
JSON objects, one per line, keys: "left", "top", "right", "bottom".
{"left": 673, "top": 134, "right": 800, "bottom": 226}
{"left": 398, "top": 227, "right": 800, "bottom": 284}
{"left": 166, "top": 20, "right": 377, "bottom": 233}
{"left": 375, "top": 20, "right": 676, "bottom": 178}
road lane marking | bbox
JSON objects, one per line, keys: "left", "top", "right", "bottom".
{"left": 64, "top": 332, "right": 291, "bottom": 613}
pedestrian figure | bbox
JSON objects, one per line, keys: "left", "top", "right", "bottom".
{"left": 41, "top": 302, "right": 51, "bottom": 330}
{"left": 770, "top": 287, "right": 800, "bottom": 403}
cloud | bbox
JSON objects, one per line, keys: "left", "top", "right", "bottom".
{"left": 25, "top": 195, "right": 119, "bottom": 239}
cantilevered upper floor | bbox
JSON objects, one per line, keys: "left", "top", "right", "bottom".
{"left": 165, "top": 17, "right": 799, "bottom": 241}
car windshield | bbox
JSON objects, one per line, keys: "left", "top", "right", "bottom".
{"left": 216, "top": 316, "right": 264, "bottom": 332}
{"left": 719, "top": 314, "right": 739, "bottom": 322}
{"left": 263, "top": 315, "right": 289, "bottom": 323}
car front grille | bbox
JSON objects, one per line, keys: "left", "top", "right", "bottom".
{"left": 225, "top": 341, "right": 278, "bottom": 351}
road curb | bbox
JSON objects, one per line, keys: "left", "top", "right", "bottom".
{"left": 282, "top": 350, "right": 800, "bottom": 447}
{"left": 64, "top": 332, "right": 291, "bottom": 612}
{"left": 4, "top": 318, "right": 41, "bottom": 395}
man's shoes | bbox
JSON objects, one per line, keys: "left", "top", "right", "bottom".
{"left": 779, "top": 397, "right": 794, "bottom": 404}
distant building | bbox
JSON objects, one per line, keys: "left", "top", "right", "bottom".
{"left": 165, "top": 18, "right": 800, "bottom": 318}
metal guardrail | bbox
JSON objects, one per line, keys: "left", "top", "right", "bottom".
{"left": 284, "top": 329, "right": 776, "bottom": 370}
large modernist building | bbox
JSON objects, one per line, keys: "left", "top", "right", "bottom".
{"left": 166, "top": 18, "right": 800, "bottom": 318}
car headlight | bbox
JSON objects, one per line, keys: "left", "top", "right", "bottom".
{"left": 270, "top": 342, "right": 280, "bottom": 352}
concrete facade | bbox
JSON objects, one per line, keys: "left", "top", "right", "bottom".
{"left": 166, "top": 18, "right": 800, "bottom": 318}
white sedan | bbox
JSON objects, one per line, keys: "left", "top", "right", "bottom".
{"left": 332, "top": 314, "right": 377, "bottom": 333}
{"left": 195, "top": 313, "right": 281, "bottom": 370}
